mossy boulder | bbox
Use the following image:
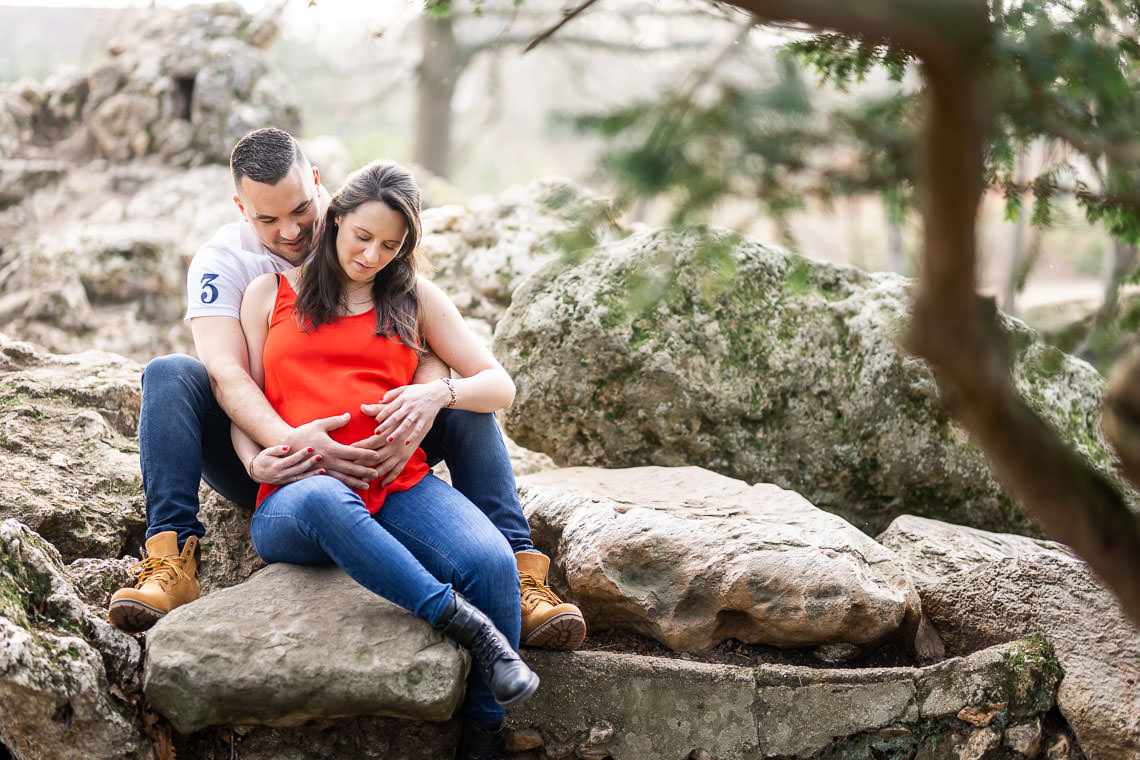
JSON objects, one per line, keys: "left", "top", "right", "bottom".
{"left": 494, "top": 226, "right": 1114, "bottom": 537}
{"left": 0, "top": 519, "right": 148, "bottom": 760}
{"left": 922, "top": 552, "right": 1140, "bottom": 760}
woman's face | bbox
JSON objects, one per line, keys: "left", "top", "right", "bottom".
{"left": 335, "top": 201, "right": 408, "bottom": 284}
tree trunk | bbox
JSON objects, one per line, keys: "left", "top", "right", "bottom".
{"left": 414, "top": 13, "right": 459, "bottom": 179}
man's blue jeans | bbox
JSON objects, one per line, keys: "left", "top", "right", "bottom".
{"left": 139, "top": 354, "right": 535, "bottom": 553}
{"left": 251, "top": 473, "right": 520, "bottom": 722}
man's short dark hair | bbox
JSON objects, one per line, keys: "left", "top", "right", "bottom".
{"left": 230, "top": 128, "right": 308, "bottom": 190}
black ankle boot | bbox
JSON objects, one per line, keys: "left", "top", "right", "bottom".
{"left": 456, "top": 717, "right": 503, "bottom": 760}
{"left": 434, "top": 592, "right": 540, "bottom": 707}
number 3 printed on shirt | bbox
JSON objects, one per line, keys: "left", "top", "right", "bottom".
{"left": 200, "top": 273, "right": 220, "bottom": 304}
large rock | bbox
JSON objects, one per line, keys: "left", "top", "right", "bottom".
{"left": 420, "top": 178, "right": 627, "bottom": 328}
{"left": 143, "top": 563, "right": 469, "bottom": 734}
{"left": 519, "top": 466, "right": 921, "bottom": 651}
{"left": 0, "top": 3, "right": 299, "bottom": 168}
{"left": 510, "top": 637, "right": 1062, "bottom": 759}
{"left": 0, "top": 333, "right": 145, "bottom": 560}
{"left": 876, "top": 514, "right": 1075, "bottom": 584}
{"left": 0, "top": 520, "right": 149, "bottom": 760}
{"left": 495, "top": 226, "right": 1113, "bottom": 536}
{"left": 0, "top": 158, "right": 68, "bottom": 210}
{"left": 0, "top": 162, "right": 233, "bottom": 361}
{"left": 195, "top": 487, "right": 263, "bottom": 595}
{"left": 0, "top": 5, "right": 294, "bottom": 361}
{"left": 920, "top": 552, "right": 1139, "bottom": 760}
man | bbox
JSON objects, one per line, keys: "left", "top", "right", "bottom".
{"left": 108, "top": 128, "right": 585, "bottom": 652}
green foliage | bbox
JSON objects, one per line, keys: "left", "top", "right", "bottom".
{"left": 575, "top": 0, "right": 1140, "bottom": 248}
{"left": 789, "top": 33, "right": 913, "bottom": 88}
{"left": 424, "top": 0, "right": 455, "bottom": 17}
{"left": 576, "top": 55, "right": 919, "bottom": 229}
{"left": 424, "top": 0, "right": 518, "bottom": 18}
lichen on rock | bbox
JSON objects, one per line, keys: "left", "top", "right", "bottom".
{"left": 0, "top": 519, "right": 148, "bottom": 760}
{"left": 495, "top": 225, "right": 1116, "bottom": 537}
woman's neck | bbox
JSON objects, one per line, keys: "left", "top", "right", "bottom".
{"left": 341, "top": 284, "right": 374, "bottom": 315}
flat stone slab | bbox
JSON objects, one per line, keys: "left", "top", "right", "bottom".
{"left": 143, "top": 563, "right": 468, "bottom": 734}
{"left": 509, "top": 637, "right": 1059, "bottom": 759}
{"left": 520, "top": 466, "right": 921, "bottom": 651}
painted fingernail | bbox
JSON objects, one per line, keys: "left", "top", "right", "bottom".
{"left": 314, "top": 455, "right": 323, "bottom": 462}
{"left": 317, "top": 469, "right": 326, "bottom": 475}
{"left": 280, "top": 446, "right": 289, "bottom": 452}
{"left": 306, "top": 447, "right": 314, "bottom": 453}
{"left": 404, "top": 440, "right": 410, "bottom": 446}
{"left": 386, "top": 436, "right": 393, "bottom": 442}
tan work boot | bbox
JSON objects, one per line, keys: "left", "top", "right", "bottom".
{"left": 108, "top": 531, "right": 199, "bottom": 633}
{"left": 516, "top": 551, "right": 586, "bottom": 649}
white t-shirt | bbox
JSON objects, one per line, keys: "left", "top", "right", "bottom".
{"left": 184, "top": 221, "right": 296, "bottom": 323}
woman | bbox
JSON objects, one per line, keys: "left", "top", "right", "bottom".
{"left": 233, "top": 160, "right": 537, "bottom": 760}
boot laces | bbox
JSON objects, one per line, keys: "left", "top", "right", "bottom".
{"left": 519, "top": 572, "right": 562, "bottom": 610}
{"left": 471, "top": 625, "right": 511, "bottom": 668}
{"left": 128, "top": 554, "right": 186, "bottom": 589}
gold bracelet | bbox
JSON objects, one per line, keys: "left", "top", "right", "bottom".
{"left": 441, "top": 377, "right": 457, "bottom": 408}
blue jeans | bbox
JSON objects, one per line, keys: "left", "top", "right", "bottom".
{"left": 251, "top": 473, "right": 520, "bottom": 722}
{"left": 139, "top": 354, "right": 534, "bottom": 553}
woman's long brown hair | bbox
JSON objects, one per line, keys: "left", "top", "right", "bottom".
{"left": 294, "top": 160, "right": 424, "bottom": 353}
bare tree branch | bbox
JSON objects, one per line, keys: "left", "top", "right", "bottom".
{"left": 1040, "top": 113, "right": 1140, "bottom": 164}
{"left": 1105, "top": 346, "right": 1140, "bottom": 487}
{"left": 673, "top": 17, "right": 756, "bottom": 104}
{"left": 524, "top": 0, "right": 603, "bottom": 53}
{"left": 458, "top": 33, "right": 711, "bottom": 66}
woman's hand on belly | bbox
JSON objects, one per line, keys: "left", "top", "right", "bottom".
{"left": 359, "top": 381, "right": 450, "bottom": 485}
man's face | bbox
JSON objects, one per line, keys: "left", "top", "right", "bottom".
{"left": 233, "top": 163, "right": 320, "bottom": 264}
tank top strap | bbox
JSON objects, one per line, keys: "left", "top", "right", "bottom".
{"left": 270, "top": 273, "right": 299, "bottom": 326}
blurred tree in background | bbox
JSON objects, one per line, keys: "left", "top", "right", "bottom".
{"left": 416, "top": 0, "right": 741, "bottom": 179}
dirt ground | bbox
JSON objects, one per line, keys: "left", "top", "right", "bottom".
{"left": 582, "top": 629, "right": 924, "bottom": 670}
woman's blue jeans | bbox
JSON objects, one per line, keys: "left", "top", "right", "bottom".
{"left": 251, "top": 473, "right": 520, "bottom": 723}
{"left": 139, "top": 354, "right": 534, "bottom": 554}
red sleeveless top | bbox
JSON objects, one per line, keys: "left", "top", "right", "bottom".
{"left": 256, "top": 276, "right": 430, "bottom": 512}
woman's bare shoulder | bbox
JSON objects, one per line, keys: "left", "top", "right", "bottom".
{"left": 415, "top": 274, "right": 452, "bottom": 308}
{"left": 241, "top": 269, "right": 287, "bottom": 317}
